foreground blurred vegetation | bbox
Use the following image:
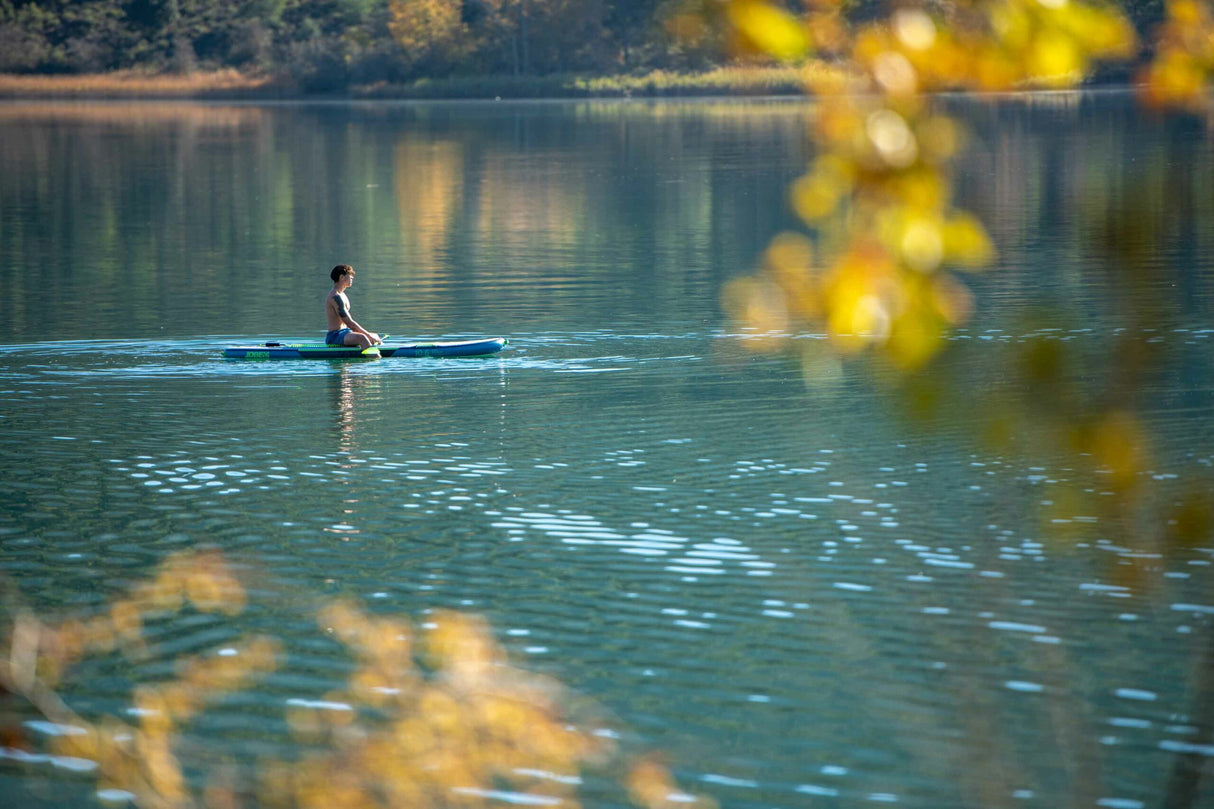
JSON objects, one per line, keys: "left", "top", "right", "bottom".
{"left": 717, "top": 0, "right": 1212, "bottom": 542}
{"left": 0, "top": 0, "right": 1189, "bottom": 92}
{"left": 0, "top": 550, "right": 716, "bottom": 809}
{"left": 714, "top": 1, "right": 1213, "bottom": 802}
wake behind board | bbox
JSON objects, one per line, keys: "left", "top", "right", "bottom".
{"left": 224, "top": 337, "right": 507, "bottom": 360}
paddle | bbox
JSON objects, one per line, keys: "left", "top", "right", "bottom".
{"left": 361, "top": 334, "right": 392, "bottom": 356}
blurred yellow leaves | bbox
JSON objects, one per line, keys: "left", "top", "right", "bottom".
{"left": 1140, "top": 0, "right": 1214, "bottom": 108}
{"left": 982, "top": 0, "right": 1136, "bottom": 87}
{"left": 725, "top": 228, "right": 978, "bottom": 370}
{"left": 702, "top": 0, "right": 1154, "bottom": 372}
{"left": 25, "top": 550, "right": 248, "bottom": 688}
{"left": 82, "top": 636, "right": 284, "bottom": 807}
{"left": 267, "top": 603, "right": 630, "bottom": 809}
{"left": 726, "top": 89, "right": 992, "bottom": 370}
{"left": 669, "top": 0, "right": 846, "bottom": 62}
{"left": 628, "top": 756, "right": 710, "bottom": 809}
{"left": 698, "top": 0, "right": 1214, "bottom": 560}
{"left": 940, "top": 213, "right": 996, "bottom": 267}
{"left": 854, "top": 2, "right": 1128, "bottom": 94}
{"left": 1083, "top": 409, "right": 1151, "bottom": 493}
{"left": 0, "top": 551, "right": 284, "bottom": 809}
{"left": 4, "top": 555, "right": 712, "bottom": 809}
{"left": 726, "top": 1, "right": 809, "bottom": 62}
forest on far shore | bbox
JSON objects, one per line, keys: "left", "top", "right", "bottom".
{"left": 0, "top": 0, "right": 1171, "bottom": 92}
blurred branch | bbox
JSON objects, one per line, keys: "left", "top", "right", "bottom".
{"left": 0, "top": 553, "right": 714, "bottom": 809}
{"left": 0, "top": 611, "right": 92, "bottom": 730}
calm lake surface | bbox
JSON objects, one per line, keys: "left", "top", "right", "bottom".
{"left": 1, "top": 92, "right": 1212, "bottom": 808}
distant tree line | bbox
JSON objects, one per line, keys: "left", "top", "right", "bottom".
{"left": 0, "top": 0, "right": 1168, "bottom": 89}
{"left": 0, "top": 0, "right": 696, "bottom": 87}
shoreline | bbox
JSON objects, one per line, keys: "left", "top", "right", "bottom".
{"left": 0, "top": 66, "right": 830, "bottom": 101}
{"left": 0, "top": 66, "right": 1146, "bottom": 104}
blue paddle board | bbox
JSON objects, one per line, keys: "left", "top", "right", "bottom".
{"left": 224, "top": 337, "right": 507, "bottom": 360}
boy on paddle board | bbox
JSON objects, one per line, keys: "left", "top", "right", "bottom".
{"left": 326, "top": 264, "right": 382, "bottom": 348}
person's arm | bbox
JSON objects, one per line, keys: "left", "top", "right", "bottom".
{"left": 335, "top": 295, "right": 380, "bottom": 343}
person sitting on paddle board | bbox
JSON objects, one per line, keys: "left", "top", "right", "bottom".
{"left": 326, "top": 264, "right": 381, "bottom": 348}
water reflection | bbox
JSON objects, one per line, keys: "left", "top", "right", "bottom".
{"left": 0, "top": 100, "right": 805, "bottom": 341}
{"left": 330, "top": 364, "right": 369, "bottom": 453}
{"left": 393, "top": 136, "right": 464, "bottom": 276}
{"left": 0, "top": 101, "right": 267, "bottom": 127}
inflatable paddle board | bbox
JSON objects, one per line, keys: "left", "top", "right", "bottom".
{"left": 223, "top": 337, "right": 507, "bottom": 360}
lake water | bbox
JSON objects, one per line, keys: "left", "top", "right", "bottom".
{"left": 1, "top": 93, "right": 1212, "bottom": 808}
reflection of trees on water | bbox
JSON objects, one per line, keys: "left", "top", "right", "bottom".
{"left": 6, "top": 95, "right": 1208, "bottom": 341}
{"left": 0, "top": 101, "right": 807, "bottom": 339}
{"left": 958, "top": 95, "right": 1214, "bottom": 319}
{"left": 393, "top": 136, "right": 465, "bottom": 276}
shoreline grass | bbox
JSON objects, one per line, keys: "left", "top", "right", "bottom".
{"left": 0, "top": 64, "right": 1136, "bottom": 102}
{"left": 355, "top": 65, "right": 844, "bottom": 100}
{"left": 0, "top": 65, "right": 842, "bottom": 101}
{"left": 0, "top": 69, "right": 286, "bottom": 99}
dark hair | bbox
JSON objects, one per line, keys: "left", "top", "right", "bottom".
{"left": 330, "top": 264, "right": 354, "bottom": 282}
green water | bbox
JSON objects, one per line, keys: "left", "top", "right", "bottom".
{"left": 1, "top": 93, "right": 1212, "bottom": 808}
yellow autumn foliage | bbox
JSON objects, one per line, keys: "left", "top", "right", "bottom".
{"left": 1140, "top": 0, "right": 1214, "bottom": 108}
{"left": 701, "top": 0, "right": 1197, "bottom": 373}
{"left": 2, "top": 552, "right": 712, "bottom": 809}
{"left": 388, "top": 0, "right": 474, "bottom": 70}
